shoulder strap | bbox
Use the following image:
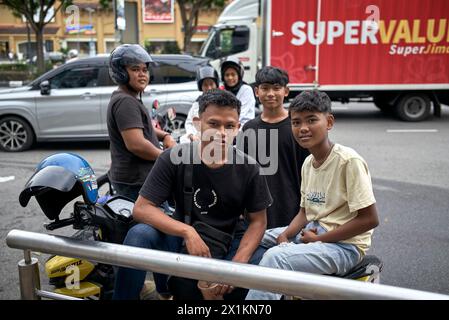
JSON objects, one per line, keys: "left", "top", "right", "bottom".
{"left": 183, "top": 143, "right": 194, "bottom": 225}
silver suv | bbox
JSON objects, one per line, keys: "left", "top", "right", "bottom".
{"left": 0, "top": 54, "right": 209, "bottom": 151}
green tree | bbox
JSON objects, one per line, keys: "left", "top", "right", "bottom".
{"left": 177, "top": 0, "right": 225, "bottom": 53}
{"left": 2, "top": 0, "right": 72, "bottom": 73}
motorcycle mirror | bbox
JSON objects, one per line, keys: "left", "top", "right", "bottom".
{"left": 167, "top": 107, "right": 176, "bottom": 121}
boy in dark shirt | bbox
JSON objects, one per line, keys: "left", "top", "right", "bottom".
{"left": 113, "top": 89, "right": 272, "bottom": 300}
{"left": 240, "top": 66, "right": 309, "bottom": 228}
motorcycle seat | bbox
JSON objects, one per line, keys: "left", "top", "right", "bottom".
{"left": 337, "top": 255, "right": 383, "bottom": 280}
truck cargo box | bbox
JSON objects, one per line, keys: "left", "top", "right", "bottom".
{"left": 268, "top": 0, "right": 449, "bottom": 89}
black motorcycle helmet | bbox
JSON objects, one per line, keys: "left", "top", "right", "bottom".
{"left": 196, "top": 65, "right": 219, "bottom": 91}
{"left": 19, "top": 153, "right": 98, "bottom": 221}
{"left": 109, "top": 44, "right": 153, "bottom": 85}
{"left": 220, "top": 56, "right": 244, "bottom": 83}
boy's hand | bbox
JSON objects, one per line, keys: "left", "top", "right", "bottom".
{"left": 276, "top": 232, "right": 289, "bottom": 244}
{"left": 301, "top": 228, "right": 319, "bottom": 243}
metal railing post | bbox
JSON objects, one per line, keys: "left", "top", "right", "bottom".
{"left": 18, "top": 249, "right": 41, "bottom": 300}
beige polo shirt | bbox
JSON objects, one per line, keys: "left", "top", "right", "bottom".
{"left": 300, "top": 144, "right": 376, "bottom": 254}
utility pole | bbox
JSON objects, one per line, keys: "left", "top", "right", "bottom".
{"left": 85, "top": 7, "right": 95, "bottom": 56}
{"left": 77, "top": 14, "right": 80, "bottom": 55}
{"left": 114, "top": 0, "right": 126, "bottom": 46}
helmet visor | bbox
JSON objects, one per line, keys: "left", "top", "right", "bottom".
{"left": 19, "top": 166, "right": 76, "bottom": 207}
{"left": 121, "top": 45, "right": 153, "bottom": 66}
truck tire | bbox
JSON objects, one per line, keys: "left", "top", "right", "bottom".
{"left": 0, "top": 116, "right": 35, "bottom": 152}
{"left": 394, "top": 94, "right": 431, "bottom": 122}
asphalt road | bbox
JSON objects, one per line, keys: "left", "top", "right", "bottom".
{"left": 1, "top": 103, "right": 449, "bottom": 299}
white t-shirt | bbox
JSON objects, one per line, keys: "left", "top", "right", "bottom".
{"left": 300, "top": 143, "right": 376, "bottom": 254}
{"left": 180, "top": 101, "right": 199, "bottom": 144}
{"left": 236, "top": 84, "right": 256, "bottom": 127}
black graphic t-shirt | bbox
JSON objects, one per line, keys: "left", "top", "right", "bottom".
{"left": 139, "top": 143, "right": 273, "bottom": 234}
{"left": 241, "top": 116, "right": 310, "bottom": 228}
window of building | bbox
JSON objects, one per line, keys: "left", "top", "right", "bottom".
{"left": 145, "top": 40, "right": 180, "bottom": 54}
{"left": 45, "top": 40, "right": 54, "bottom": 52}
{"left": 66, "top": 41, "right": 97, "bottom": 57}
{"left": 105, "top": 41, "right": 117, "bottom": 53}
{"left": 17, "top": 40, "right": 55, "bottom": 59}
{"left": 0, "top": 41, "right": 9, "bottom": 60}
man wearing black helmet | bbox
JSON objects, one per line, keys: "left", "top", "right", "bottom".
{"left": 107, "top": 44, "right": 176, "bottom": 201}
{"left": 180, "top": 65, "right": 219, "bottom": 144}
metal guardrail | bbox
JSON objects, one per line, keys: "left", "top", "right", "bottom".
{"left": 6, "top": 229, "right": 449, "bottom": 300}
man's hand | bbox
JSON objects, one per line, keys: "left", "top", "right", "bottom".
{"left": 163, "top": 134, "right": 176, "bottom": 149}
{"left": 276, "top": 232, "right": 289, "bottom": 244}
{"left": 184, "top": 227, "right": 211, "bottom": 258}
{"left": 300, "top": 228, "right": 319, "bottom": 244}
{"left": 213, "top": 283, "right": 234, "bottom": 296}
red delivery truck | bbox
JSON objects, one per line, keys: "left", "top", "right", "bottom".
{"left": 200, "top": 0, "right": 449, "bottom": 121}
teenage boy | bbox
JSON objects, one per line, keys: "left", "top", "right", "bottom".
{"left": 240, "top": 66, "right": 309, "bottom": 229}
{"left": 246, "top": 90, "right": 379, "bottom": 300}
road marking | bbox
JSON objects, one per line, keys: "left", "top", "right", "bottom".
{"left": 0, "top": 176, "right": 15, "bottom": 183}
{"left": 332, "top": 106, "right": 349, "bottom": 110}
{"left": 386, "top": 129, "right": 438, "bottom": 133}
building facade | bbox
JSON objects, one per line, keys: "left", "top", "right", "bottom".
{"left": 0, "top": 0, "right": 223, "bottom": 60}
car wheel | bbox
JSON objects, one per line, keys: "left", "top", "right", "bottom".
{"left": 163, "top": 114, "right": 186, "bottom": 143}
{"left": 394, "top": 94, "right": 431, "bottom": 122}
{"left": 0, "top": 116, "right": 35, "bottom": 152}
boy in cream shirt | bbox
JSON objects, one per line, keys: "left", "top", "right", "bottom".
{"left": 246, "top": 90, "right": 379, "bottom": 300}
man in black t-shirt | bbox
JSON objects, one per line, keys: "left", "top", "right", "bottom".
{"left": 108, "top": 44, "right": 176, "bottom": 200}
{"left": 113, "top": 89, "right": 272, "bottom": 300}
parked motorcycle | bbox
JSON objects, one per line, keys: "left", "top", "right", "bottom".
{"left": 19, "top": 153, "right": 134, "bottom": 299}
